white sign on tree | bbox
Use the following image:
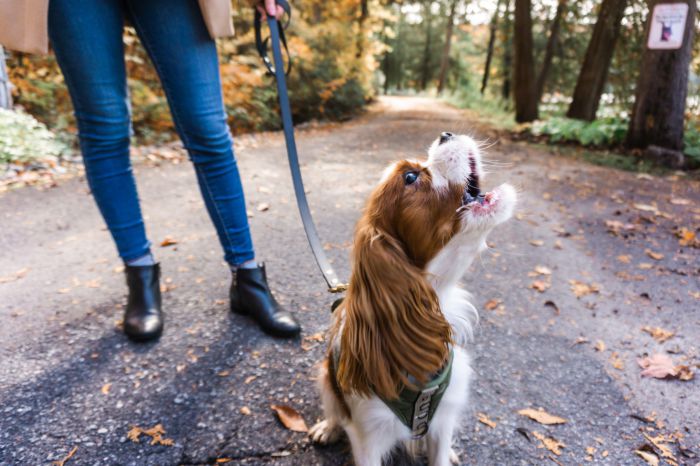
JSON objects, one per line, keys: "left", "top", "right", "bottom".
{"left": 647, "top": 3, "right": 689, "bottom": 50}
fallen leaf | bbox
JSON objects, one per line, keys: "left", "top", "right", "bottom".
{"left": 571, "top": 337, "right": 589, "bottom": 347}
{"left": 52, "top": 446, "right": 78, "bottom": 466}
{"left": 609, "top": 352, "right": 624, "bottom": 370}
{"left": 127, "top": 424, "right": 174, "bottom": 446}
{"left": 595, "top": 340, "right": 606, "bottom": 352}
{"left": 271, "top": 404, "right": 308, "bottom": 432}
{"left": 638, "top": 263, "right": 654, "bottom": 270}
{"left": 215, "top": 459, "right": 233, "bottom": 464}
{"left": 217, "top": 370, "right": 230, "bottom": 377}
{"left": 484, "top": 299, "right": 501, "bottom": 311}
{"left": 544, "top": 300, "right": 560, "bottom": 315}
{"left": 101, "top": 383, "right": 112, "bottom": 395}
{"left": 676, "top": 227, "right": 698, "bottom": 247}
{"left": 617, "top": 255, "right": 631, "bottom": 264}
{"left": 635, "top": 449, "right": 659, "bottom": 466}
{"left": 160, "top": 236, "right": 178, "bottom": 247}
{"left": 531, "top": 280, "right": 550, "bottom": 292}
{"left": 257, "top": 203, "right": 270, "bottom": 212}
{"left": 517, "top": 408, "right": 566, "bottom": 425}
{"left": 641, "top": 326, "right": 675, "bottom": 343}
{"left": 644, "top": 249, "right": 664, "bottom": 261}
{"left": 244, "top": 375, "right": 257, "bottom": 384}
{"left": 477, "top": 412, "right": 496, "bottom": 428}
{"left": 534, "top": 265, "right": 552, "bottom": 275}
{"left": 0, "top": 267, "right": 30, "bottom": 284}
{"left": 669, "top": 197, "right": 690, "bottom": 205}
{"left": 605, "top": 220, "right": 636, "bottom": 235}
{"left": 637, "top": 354, "right": 693, "bottom": 381}
{"left": 643, "top": 433, "right": 677, "bottom": 462}
{"left": 633, "top": 203, "right": 660, "bottom": 215}
{"left": 532, "top": 431, "right": 565, "bottom": 455}
{"left": 529, "top": 240, "right": 544, "bottom": 247}
{"left": 240, "top": 406, "right": 251, "bottom": 415}
{"left": 569, "top": 280, "right": 600, "bottom": 298}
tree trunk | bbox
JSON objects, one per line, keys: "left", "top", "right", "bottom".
{"left": 513, "top": 0, "right": 538, "bottom": 122}
{"left": 501, "top": 0, "right": 513, "bottom": 101}
{"left": 566, "top": 0, "right": 627, "bottom": 121}
{"left": 419, "top": 2, "right": 434, "bottom": 91}
{"left": 481, "top": 0, "right": 503, "bottom": 94}
{"left": 535, "top": 0, "right": 566, "bottom": 102}
{"left": 437, "top": 0, "right": 459, "bottom": 94}
{"left": 356, "top": 0, "right": 369, "bottom": 59}
{"left": 626, "top": 0, "right": 697, "bottom": 162}
{"left": 0, "top": 46, "right": 12, "bottom": 109}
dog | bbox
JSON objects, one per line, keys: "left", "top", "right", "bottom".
{"left": 309, "top": 132, "right": 517, "bottom": 466}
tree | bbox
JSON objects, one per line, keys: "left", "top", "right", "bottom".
{"left": 419, "top": 0, "right": 435, "bottom": 91}
{"left": 567, "top": 0, "right": 627, "bottom": 121}
{"left": 513, "top": 0, "right": 538, "bottom": 122}
{"left": 437, "top": 0, "right": 459, "bottom": 94}
{"left": 536, "top": 0, "right": 567, "bottom": 102}
{"left": 501, "top": 0, "right": 513, "bottom": 101}
{"left": 0, "top": 46, "right": 11, "bottom": 109}
{"left": 481, "top": 0, "right": 504, "bottom": 94}
{"left": 626, "top": 0, "right": 697, "bottom": 167}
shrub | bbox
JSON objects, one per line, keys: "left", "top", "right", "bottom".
{"left": 0, "top": 108, "right": 69, "bottom": 165}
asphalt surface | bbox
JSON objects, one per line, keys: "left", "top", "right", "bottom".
{"left": 1, "top": 96, "right": 698, "bottom": 466}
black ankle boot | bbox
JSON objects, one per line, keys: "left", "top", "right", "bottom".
{"left": 124, "top": 263, "right": 164, "bottom": 342}
{"left": 230, "top": 263, "right": 301, "bottom": 338}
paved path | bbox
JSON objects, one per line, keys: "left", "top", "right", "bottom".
{"left": 1, "top": 97, "right": 698, "bottom": 465}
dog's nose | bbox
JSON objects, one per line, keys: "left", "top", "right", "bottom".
{"left": 439, "top": 132, "right": 453, "bottom": 145}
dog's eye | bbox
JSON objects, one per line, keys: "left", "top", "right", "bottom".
{"left": 404, "top": 171, "right": 419, "bottom": 185}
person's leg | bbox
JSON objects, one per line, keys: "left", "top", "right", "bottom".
{"left": 49, "top": 0, "right": 162, "bottom": 342}
{"left": 125, "top": 0, "right": 254, "bottom": 267}
{"left": 48, "top": 0, "right": 152, "bottom": 264}
{"left": 127, "top": 0, "right": 299, "bottom": 337}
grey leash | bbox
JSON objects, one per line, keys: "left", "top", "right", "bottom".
{"left": 255, "top": 3, "right": 347, "bottom": 293}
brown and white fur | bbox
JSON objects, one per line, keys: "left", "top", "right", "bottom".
{"left": 309, "top": 133, "right": 516, "bottom": 466}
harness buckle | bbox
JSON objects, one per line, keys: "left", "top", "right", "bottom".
{"left": 410, "top": 385, "right": 439, "bottom": 439}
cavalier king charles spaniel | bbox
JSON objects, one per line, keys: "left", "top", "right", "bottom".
{"left": 310, "top": 132, "right": 517, "bottom": 466}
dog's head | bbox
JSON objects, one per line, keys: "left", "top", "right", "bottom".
{"left": 334, "top": 133, "right": 516, "bottom": 399}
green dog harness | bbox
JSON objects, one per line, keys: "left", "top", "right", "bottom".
{"left": 331, "top": 347, "right": 454, "bottom": 439}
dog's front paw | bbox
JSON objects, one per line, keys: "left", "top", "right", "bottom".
{"left": 449, "top": 448, "right": 459, "bottom": 465}
{"left": 309, "top": 419, "right": 343, "bottom": 445}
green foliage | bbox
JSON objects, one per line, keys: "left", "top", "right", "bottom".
{"left": 0, "top": 108, "right": 68, "bottom": 164}
{"left": 531, "top": 117, "right": 628, "bottom": 147}
{"left": 684, "top": 125, "right": 700, "bottom": 165}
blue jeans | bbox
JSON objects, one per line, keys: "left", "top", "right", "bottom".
{"left": 48, "top": 0, "right": 255, "bottom": 265}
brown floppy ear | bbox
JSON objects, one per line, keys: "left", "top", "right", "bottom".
{"left": 332, "top": 221, "right": 452, "bottom": 400}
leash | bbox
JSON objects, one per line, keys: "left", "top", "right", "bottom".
{"left": 255, "top": 1, "right": 348, "bottom": 293}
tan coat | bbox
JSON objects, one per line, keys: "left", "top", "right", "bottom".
{"left": 0, "top": 0, "right": 234, "bottom": 54}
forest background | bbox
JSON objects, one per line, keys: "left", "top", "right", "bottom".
{"left": 1, "top": 0, "right": 699, "bottom": 170}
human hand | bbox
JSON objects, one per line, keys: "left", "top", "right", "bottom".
{"left": 255, "top": 0, "right": 285, "bottom": 20}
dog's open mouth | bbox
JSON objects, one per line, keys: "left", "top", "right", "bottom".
{"left": 462, "top": 175, "right": 483, "bottom": 206}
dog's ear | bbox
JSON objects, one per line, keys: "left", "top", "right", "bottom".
{"left": 333, "top": 221, "right": 452, "bottom": 400}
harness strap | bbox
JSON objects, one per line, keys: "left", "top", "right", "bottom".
{"left": 329, "top": 346, "right": 454, "bottom": 439}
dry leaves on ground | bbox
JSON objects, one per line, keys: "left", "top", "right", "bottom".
{"left": 641, "top": 326, "right": 675, "bottom": 343}
{"left": 532, "top": 431, "right": 565, "bottom": 455}
{"left": 638, "top": 354, "right": 694, "bottom": 381}
{"left": 676, "top": 227, "right": 699, "bottom": 248}
{"left": 270, "top": 404, "right": 308, "bottom": 432}
{"left": 635, "top": 449, "right": 660, "bottom": 466}
{"left": 484, "top": 299, "right": 502, "bottom": 311}
{"left": 517, "top": 408, "right": 566, "bottom": 425}
{"left": 529, "top": 239, "right": 544, "bottom": 247}
{"left": 52, "top": 446, "right": 78, "bottom": 466}
{"left": 477, "top": 412, "right": 496, "bottom": 428}
{"left": 569, "top": 280, "right": 600, "bottom": 298}
{"left": 160, "top": 236, "right": 178, "bottom": 247}
{"left": 257, "top": 203, "right": 270, "bottom": 212}
{"left": 530, "top": 280, "right": 550, "bottom": 293}
{"left": 594, "top": 340, "right": 606, "bottom": 352}
{"left": 644, "top": 249, "right": 664, "bottom": 261}
{"left": 0, "top": 267, "right": 29, "bottom": 284}
{"left": 127, "top": 424, "right": 174, "bottom": 446}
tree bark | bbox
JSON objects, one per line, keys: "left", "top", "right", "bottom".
{"left": 626, "top": 0, "right": 697, "bottom": 159}
{"left": 535, "top": 0, "right": 566, "bottom": 102}
{"left": 501, "top": 0, "right": 513, "bottom": 101}
{"left": 437, "top": 0, "right": 459, "bottom": 94}
{"left": 481, "top": 0, "right": 503, "bottom": 94}
{"left": 0, "top": 46, "right": 12, "bottom": 109}
{"left": 419, "top": 1, "right": 434, "bottom": 91}
{"left": 566, "top": 0, "right": 627, "bottom": 121}
{"left": 513, "top": 0, "right": 538, "bottom": 122}
{"left": 356, "top": 0, "right": 369, "bottom": 59}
